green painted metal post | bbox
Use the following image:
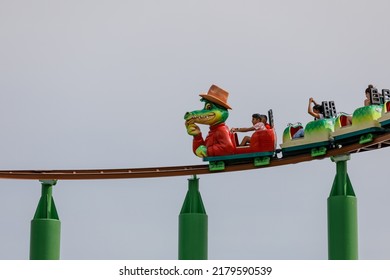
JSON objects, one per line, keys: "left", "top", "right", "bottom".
{"left": 30, "top": 180, "right": 61, "bottom": 260}
{"left": 328, "top": 155, "right": 358, "bottom": 260}
{"left": 178, "top": 175, "right": 208, "bottom": 260}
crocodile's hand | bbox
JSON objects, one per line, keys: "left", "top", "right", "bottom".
{"left": 185, "top": 121, "right": 201, "bottom": 136}
{"left": 195, "top": 145, "right": 207, "bottom": 158}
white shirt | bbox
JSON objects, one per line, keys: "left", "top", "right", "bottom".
{"left": 253, "top": 122, "right": 266, "bottom": 131}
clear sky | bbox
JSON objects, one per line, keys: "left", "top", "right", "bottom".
{"left": 0, "top": 0, "right": 390, "bottom": 260}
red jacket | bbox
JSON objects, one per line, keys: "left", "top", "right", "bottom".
{"left": 193, "top": 123, "right": 235, "bottom": 157}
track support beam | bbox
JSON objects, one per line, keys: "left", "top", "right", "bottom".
{"left": 30, "top": 180, "right": 61, "bottom": 260}
{"left": 178, "top": 175, "right": 208, "bottom": 260}
{"left": 327, "top": 155, "right": 358, "bottom": 260}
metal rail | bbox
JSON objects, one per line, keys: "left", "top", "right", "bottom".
{"left": 1, "top": 133, "right": 390, "bottom": 180}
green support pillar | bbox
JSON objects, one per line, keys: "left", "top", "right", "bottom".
{"left": 327, "top": 155, "right": 358, "bottom": 260}
{"left": 178, "top": 175, "right": 208, "bottom": 260}
{"left": 30, "top": 180, "right": 61, "bottom": 260}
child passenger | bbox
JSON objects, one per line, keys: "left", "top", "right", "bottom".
{"left": 364, "top": 84, "right": 375, "bottom": 106}
{"left": 231, "top": 113, "right": 269, "bottom": 146}
{"left": 308, "top": 97, "right": 324, "bottom": 120}
{"left": 292, "top": 97, "right": 324, "bottom": 139}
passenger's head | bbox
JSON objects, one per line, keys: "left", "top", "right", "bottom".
{"left": 365, "top": 84, "right": 374, "bottom": 97}
{"left": 252, "top": 113, "right": 262, "bottom": 124}
{"left": 260, "top": 114, "right": 268, "bottom": 123}
{"left": 313, "top": 104, "right": 323, "bottom": 114}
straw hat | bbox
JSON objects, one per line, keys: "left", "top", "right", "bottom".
{"left": 199, "top": 85, "right": 232, "bottom": 110}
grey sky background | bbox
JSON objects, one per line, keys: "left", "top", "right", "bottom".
{"left": 1, "top": 0, "right": 390, "bottom": 259}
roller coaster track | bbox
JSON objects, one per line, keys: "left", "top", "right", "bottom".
{"left": 1, "top": 133, "right": 390, "bottom": 180}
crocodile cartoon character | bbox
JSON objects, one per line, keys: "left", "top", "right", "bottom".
{"left": 184, "top": 85, "right": 235, "bottom": 158}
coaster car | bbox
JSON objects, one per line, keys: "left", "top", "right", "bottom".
{"left": 332, "top": 105, "right": 383, "bottom": 145}
{"left": 376, "top": 89, "right": 390, "bottom": 127}
{"left": 280, "top": 101, "right": 336, "bottom": 157}
{"left": 204, "top": 110, "right": 277, "bottom": 171}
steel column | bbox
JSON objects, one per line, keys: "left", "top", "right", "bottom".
{"left": 30, "top": 180, "right": 61, "bottom": 260}
{"left": 178, "top": 175, "right": 208, "bottom": 260}
{"left": 327, "top": 155, "right": 358, "bottom": 260}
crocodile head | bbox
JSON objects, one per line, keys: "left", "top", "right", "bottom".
{"left": 184, "top": 98, "right": 229, "bottom": 126}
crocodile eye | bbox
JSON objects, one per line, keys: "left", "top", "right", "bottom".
{"left": 205, "top": 103, "right": 212, "bottom": 110}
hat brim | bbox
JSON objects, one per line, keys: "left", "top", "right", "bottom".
{"left": 199, "top": 94, "right": 232, "bottom": 110}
